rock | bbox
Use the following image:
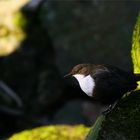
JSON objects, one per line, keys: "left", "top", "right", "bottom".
{"left": 53, "top": 99, "right": 107, "bottom": 125}
{"left": 0, "top": 0, "right": 64, "bottom": 117}
{"left": 53, "top": 100, "right": 89, "bottom": 125}
{"left": 44, "top": 1, "right": 139, "bottom": 74}
{"left": 98, "top": 90, "right": 140, "bottom": 140}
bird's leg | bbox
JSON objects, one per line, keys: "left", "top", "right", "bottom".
{"left": 102, "top": 101, "right": 118, "bottom": 115}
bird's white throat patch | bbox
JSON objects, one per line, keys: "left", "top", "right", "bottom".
{"left": 73, "top": 74, "right": 95, "bottom": 97}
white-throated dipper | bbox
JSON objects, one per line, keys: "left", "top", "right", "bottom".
{"left": 65, "top": 64, "right": 140, "bottom": 113}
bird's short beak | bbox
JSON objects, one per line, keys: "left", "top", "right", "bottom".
{"left": 64, "top": 73, "right": 72, "bottom": 78}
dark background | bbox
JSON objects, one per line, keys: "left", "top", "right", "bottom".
{"left": 0, "top": 0, "right": 139, "bottom": 138}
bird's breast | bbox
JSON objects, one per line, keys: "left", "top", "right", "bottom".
{"left": 73, "top": 74, "right": 95, "bottom": 97}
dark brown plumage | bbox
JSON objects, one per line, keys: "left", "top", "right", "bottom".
{"left": 69, "top": 64, "right": 140, "bottom": 105}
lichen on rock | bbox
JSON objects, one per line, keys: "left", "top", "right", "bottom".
{"left": 9, "top": 125, "right": 90, "bottom": 140}
{"left": 0, "top": 0, "right": 28, "bottom": 56}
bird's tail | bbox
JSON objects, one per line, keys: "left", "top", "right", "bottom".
{"left": 135, "top": 74, "right": 140, "bottom": 81}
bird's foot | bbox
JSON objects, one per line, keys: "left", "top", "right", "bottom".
{"left": 102, "top": 101, "right": 118, "bottom": 116}
{"left": 102, "top": 106, "right": 112, "bottom": 115}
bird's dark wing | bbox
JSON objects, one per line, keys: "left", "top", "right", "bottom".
{"left": 91, "top": 65, "right": 137, "bottom": 104}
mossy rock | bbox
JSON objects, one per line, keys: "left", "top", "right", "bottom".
{"left": 131, "top": 12, "right": 140, "bottom": 88}
{"left": 97, "top": 90, "right": 140, "bottom": 140}
{"left": 0, "top": 0, "right": 28, "bottom": 56}
{"left": 9, "top": 125, "right": 90, "bottom": 140}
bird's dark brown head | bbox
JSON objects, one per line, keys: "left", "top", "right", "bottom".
{"left": 68, "top": 64, "right": 92, "bottom": 76}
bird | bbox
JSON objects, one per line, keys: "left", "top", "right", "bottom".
{"left": 65, "top": 64, "right": 140, "bottom": 113}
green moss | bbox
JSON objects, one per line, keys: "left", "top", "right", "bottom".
{"left": 0, "top": 12, "right": 26, "bottom": 56}
{"left": 131, "top": 12, "right": 140, "bottom": 88}
{"left": 13, "top": 12, "right": 27, "bottom": 29}
{"left": 9, "top": 125, "right": 90, "bottom": 140}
